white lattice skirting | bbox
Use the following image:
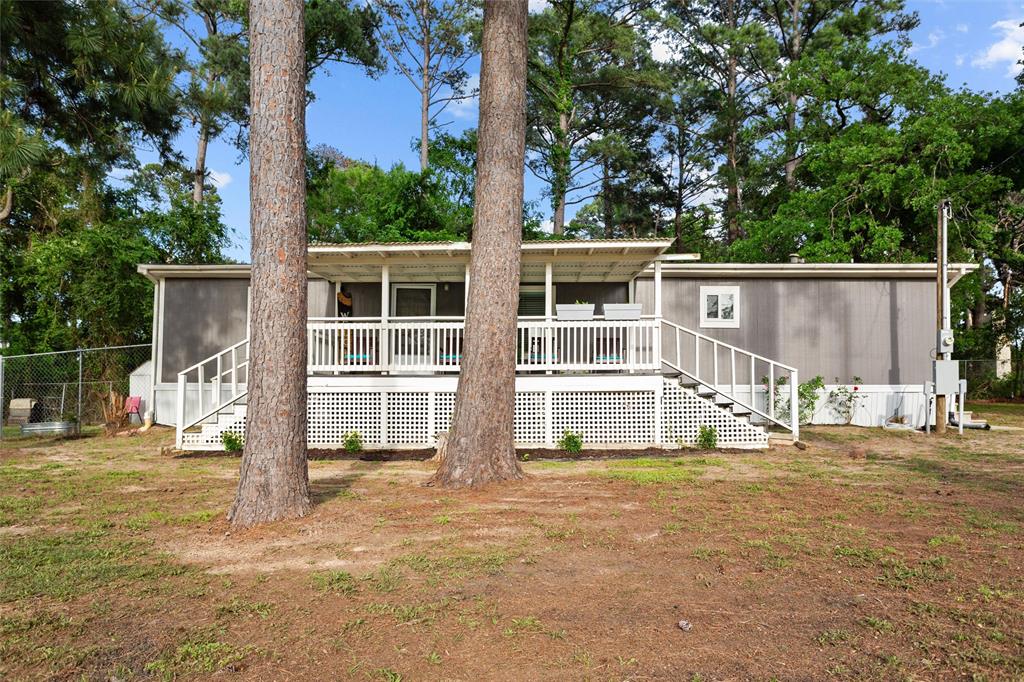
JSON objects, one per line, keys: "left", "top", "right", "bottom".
{"left": 180, "top": 378, "right": 767, "bottom": 450}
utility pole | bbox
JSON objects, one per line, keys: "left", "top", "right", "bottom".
{"left": 934, "top": 199, "right": 951, "bottom": 434}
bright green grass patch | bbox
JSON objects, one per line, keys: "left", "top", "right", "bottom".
{"left": 0, "top": 495, "right": 45, "bottom": 526}
{"left": 313, "top": 570, "right": 359, "bottom": 594}
{"left": 145, "top": 627, "right": 257, "bottom": 678}
{"left": 593, "top": 457, "right": 720, "bottom": 485}
{"left": 393, "top": 547, "right": 511, "bottom": 578}
{"left": 0, "top": 531, "right": 186, "bottom": 602}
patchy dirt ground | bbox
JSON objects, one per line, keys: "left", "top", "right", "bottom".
{"left": 1, "top": 404, "right": 1023, "bottom": 681}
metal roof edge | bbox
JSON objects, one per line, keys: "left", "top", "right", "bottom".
{"left": 638, "top": 262, "right": 979, "bottom": 279}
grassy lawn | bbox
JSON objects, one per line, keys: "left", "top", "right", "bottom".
{"left": 1, "top": 407, "right": 1023, "bottom": 680}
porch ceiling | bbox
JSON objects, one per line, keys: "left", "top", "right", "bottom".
{"left": 307, "top": 238, "right": 675, "bottom": 283}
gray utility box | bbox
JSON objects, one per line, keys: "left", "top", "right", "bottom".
{"left": 933, "top": 359, "right": 960, "bottom": 395}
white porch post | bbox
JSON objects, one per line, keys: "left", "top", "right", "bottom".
{"left": 464, "top": 266, "right": 470, "bottom": 309}
{"left": 544, "top": 262, "right": 553, "bottom": 373}
{"left": 544, "top": 262, "right": 553, "bottom": 319}
{"left": 653, "top": 260, "right": 663, "bottom": 367}
{"left": 653, "top": 260, "right": 662, "bottom": 318}
{"left": 380, "top": 264, "right": 390, "bottom": 373}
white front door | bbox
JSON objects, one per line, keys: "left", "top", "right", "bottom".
{"left": 390, "top": 285, "right": 436, "bottom": 370}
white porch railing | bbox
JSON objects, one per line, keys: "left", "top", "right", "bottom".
{"left": 659, "top": 319, "right": 799, "bottom": 441}
{"left": 176, "top": 316, "right": 799, "bottom": 447}
{"left": 307, "top": 316, "right": 661, "bottom": 374}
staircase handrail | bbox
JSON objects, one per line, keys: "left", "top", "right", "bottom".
{"left": 660, "top": 319, "right": 799, "bottom": 441}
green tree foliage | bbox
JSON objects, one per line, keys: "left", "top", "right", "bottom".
{"left": 1, "top": 167, "right": 229, "bottom": 353}
{"left": 526, "top": 0, "right": 663, "bottom": 235}
{"left": 307, "top": 147, "right": 472, "bottom": 243}
{"left": 0, "top": 0, "right": 180, "bottom": 217}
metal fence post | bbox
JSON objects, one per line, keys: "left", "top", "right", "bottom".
{"left": 77, "top": 349, "right": 83, "bottom": 433}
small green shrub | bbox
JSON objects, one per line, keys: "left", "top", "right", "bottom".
{"left": 221, "top": 432, "right": 243, "bottom": 453}
{"left": 696, "top": 425, "right": 717, "bottom": 450}
{"left": 557, "top": 430, "right": 583, "bottom": 454}
{"left": 343, "top": 431, "right": 363, "bottom": 454}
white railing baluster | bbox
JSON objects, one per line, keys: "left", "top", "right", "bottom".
{"left": 730, "top": 349, "right": 736, "bottom": 398}
{"left": 769, "top": 364, "right": 776, "bottom": 420}
{"left": 197, "top": 363, "right": 205, "bottom": 416}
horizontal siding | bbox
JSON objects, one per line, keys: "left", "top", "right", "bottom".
{"left": 635, "top": 277, "right": 934, "bottom": 385}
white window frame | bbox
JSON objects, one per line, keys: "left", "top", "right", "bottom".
{"left": 699, "top": 285, "right": 740, "bottom": 329}
{"left": 390, "top": 284, "right": 436, "bottom": 317}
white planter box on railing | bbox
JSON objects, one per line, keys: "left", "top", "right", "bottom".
{"left": 555, "top": 304, "right": 595, "bottom": 321}
{"left": 603, "top": 303, "right": 643, "bottom": 320}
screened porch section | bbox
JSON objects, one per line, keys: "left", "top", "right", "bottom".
{"left": 303, "top": 239, "right": 679, "bottom": 376}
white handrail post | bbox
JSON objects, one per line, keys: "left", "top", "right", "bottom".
{"left": 544, "top": 262, "right": 553, "bottom": 374}
{"left": 768, "top": 364, "right": 775, "bottom": 421}
{"left": 674, "top": 326, "right": 681, "bottom": 368}
{"left": 197, "top": 364, "right": 205, "bottom": 416}
{"left": 654, "top": 260, "right": 663, "bottom": 368}
{"left": 713, "top": 343, "right": 719, "bottom": 389}
{"left": 695, "top": 338, "right": 700, "bottom": 382}
{"left": 380, "top": 265, "right": 390, "bottom": 373}
{"left": 730, "top": 349, "right": 736, "bottom": 397}
{"left": 749, "top": 355, "right": 755, "bottom": 411}
{"left": 215, "top": 355, "right": 223, "bottom": 406}
{"left": 790, "top": 369, "right": 800, "bottom": 442}
{"left": 231, "top": 346, "right": 238, "bottom": 395}
{"left": 175, "top": 373, "right": 186, "bottom": 448}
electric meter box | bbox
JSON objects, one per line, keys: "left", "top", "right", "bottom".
{"left": 933, "top": 360, "right": 960, "bottom": 395}
{"left": 937, "top": 329, "right": 955, "bottom": 355}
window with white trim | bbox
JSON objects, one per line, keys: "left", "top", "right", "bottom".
{"left": 700, "top": 286, "right": 740, "bottom": 328}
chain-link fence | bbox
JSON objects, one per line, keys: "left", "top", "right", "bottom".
{"left": 1, "top": 344, "right": 152, "bottom": 440}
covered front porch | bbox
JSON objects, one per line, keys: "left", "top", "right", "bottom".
{"left": 305, "top": 239, "right": 680, "bottom": 375}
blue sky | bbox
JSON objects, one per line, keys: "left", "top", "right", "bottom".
{"left": 158, "top": 0, "right": 1024, "bottom": 262}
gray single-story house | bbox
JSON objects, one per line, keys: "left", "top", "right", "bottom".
{"left": 137, "top": 239, "right": 975, "bottom": 450}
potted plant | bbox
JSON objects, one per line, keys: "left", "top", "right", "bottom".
{"left": 603, "top": 302, "right": 643, "bottom": 320}
{"left": 556, "top": 300, "right": 595, "bottom": 321}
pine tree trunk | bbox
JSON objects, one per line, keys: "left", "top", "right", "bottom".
{"left": 419, "top": 0, "right": 431, "bottom": 171}
{"left": 553, "top": 193, "right": 566, "bottom": 235}
{"left": 228, "top": 0, "right": 311, "bottom": 527}
{"left": 193, "top": 125, "right": 210, "bottom": 203}
{"left": 602, "top": 163, "right": 614, "bottom": 238}
{"left": 783, "top": 0, "right": 802, "bottom": 191}
{"left": 431, "top": 0, "right": 527, "bottom": 488}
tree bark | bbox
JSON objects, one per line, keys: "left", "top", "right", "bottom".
{"left": 602, "top": 162, "right": 614, "bottom": 238}
{"left": 551, "top": 110, "right": 570, "bottom": 235}
{"left": 229, "top": 0, "right": 312, "bottom": 526}
{"left": 419, "top": 0, "right": 431, "bottom": 171}
{"left": 431, "top": 0, "right": 527, "bottom": 488}
{"left": 193, "top": 125, "right": 210, "bottom": 203}
{"left": 783, "top": 0, "right": 802, "bottom": 191}
{"left": 0, "top": 185, "right": 12, "bottom": 221}
{"left": 724, "top": 0, "right": 743, "bottom": 243}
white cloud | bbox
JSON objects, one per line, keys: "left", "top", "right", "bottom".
{"left": 208, "top": 169, "right": 232, "bottom": 189}
{"left": 528, "top": 0, "right": 549, "bottom": 13}
{"left": 650, "top": 32, "right": 679, "bottom": 63}
{"left": 955, "top": 53, "right": 965, "bottom": 66}
{"left": 539, "top": 219, "right": 554, "bottom": 234}
{"left": 910, "top": 29, "right": 945, "bottom": 54}
{"left": 972, "top": 18, "right": 1024, "bottom": 77}
{"left": 445, "top": 73, "right": 480, "bottom": 120}
{"left": 956, "top": 23, "right": 969, "bottom": 33}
